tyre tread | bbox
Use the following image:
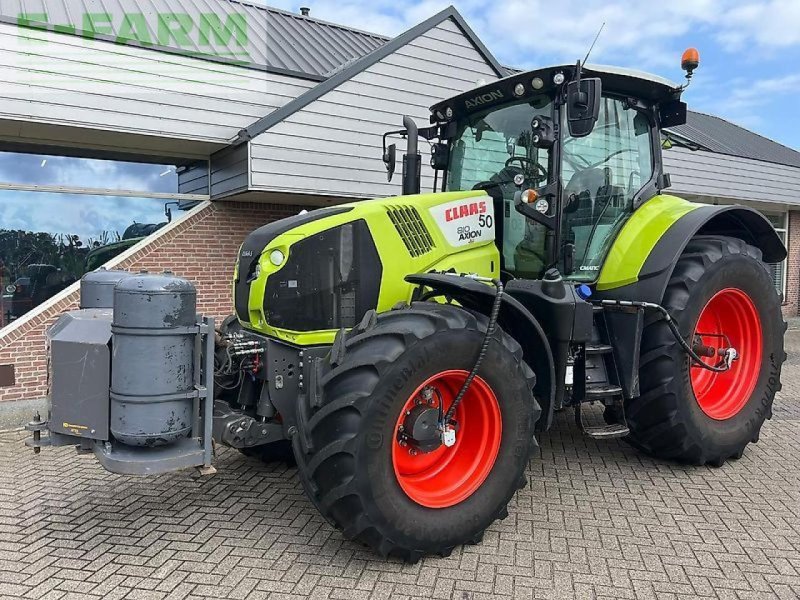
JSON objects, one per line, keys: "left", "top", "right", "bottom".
{"left": 627, "top": 236, "right": 785, "bottom": 466}
{"left": 293, "top": 302, "right": 539, "bottom": 560}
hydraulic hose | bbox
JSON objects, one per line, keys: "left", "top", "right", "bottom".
{"left": 443, "top": 277, "right": 504, "bottom": 425}
{"left": 594, "top": 299, "right": 730, "bottom": 373}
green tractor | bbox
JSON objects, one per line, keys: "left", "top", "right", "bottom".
{"left": 31, "top": 53, "right": 786, "bottom": 562}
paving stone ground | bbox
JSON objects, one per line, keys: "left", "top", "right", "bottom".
{"left": 2, "top": 334, "right": 800, "bottom": 600}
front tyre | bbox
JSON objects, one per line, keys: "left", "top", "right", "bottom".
{"left": 292, "top": 303, "right": 539, "bottom": 561}
{"left": 628, "top": 236, "right": 786, "bottom": 466}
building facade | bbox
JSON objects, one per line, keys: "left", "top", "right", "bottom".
{"left": 0, "top": 0, "right": 798, "bottom": 419}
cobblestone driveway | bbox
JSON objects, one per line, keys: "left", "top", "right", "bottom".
{"left": 2, "top": 334, "right": 800, "bottom": 600}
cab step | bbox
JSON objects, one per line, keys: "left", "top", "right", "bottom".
{"left": 582, "top": 423, "right": 630, "bottom": 439}
{"left": 586, "top": 343, "right": 613, "bottom": 355}
{"left": 585, "top": 384, "right": 622, "bottom": 399}
{"left": 576, "top": 386, "right": 629, "bottom": 440}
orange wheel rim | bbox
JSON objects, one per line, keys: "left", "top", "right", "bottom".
{"left": 391, "top": 370, "right": 502, "bottom": 508}
{"left": 690, "top": 288, "right": 762, "bottom": 420}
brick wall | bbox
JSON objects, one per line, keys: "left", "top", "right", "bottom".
{"left": 0, "top": 201, "right": 304, "bottom": 404}
{"left": 783, "top": 210, "right": 800, "bottom": 318}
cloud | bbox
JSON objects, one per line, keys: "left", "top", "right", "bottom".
{"left": 266, "top": 0, "right": 800, "bottom": 68}
{"left": 476, "top": 0, "right": 718, "bottom": 68}
{"left": 694, "top": 73, "right": 800, "bottom": 132}
{"left": 716, "top": 1, "right": 800, "bottom": 51}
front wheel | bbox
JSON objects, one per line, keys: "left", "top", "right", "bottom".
{"left": 627, "top": 236, "right": 786, "bottom": 466}
{"left": 292, "top": 303, "right": 539, "bottom": 561}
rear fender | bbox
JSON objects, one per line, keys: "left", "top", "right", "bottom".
{"left": 597, "top": 196, "right": 786, "bottom": 303}
{"left": 405, "top": 273, "right": 556, "bottom": 432}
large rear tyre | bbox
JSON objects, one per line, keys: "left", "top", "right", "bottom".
{"left": 292, "top": 302, "right": 539, "bottom": 561}
{"left": 627, "top": 236, "right": 786, "bottom": 466}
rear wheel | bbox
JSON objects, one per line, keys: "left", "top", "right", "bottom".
{"left": 292, "top": 302, "right": 539, "bottom": 561}
{"left": 627, "top": 236, "right": 785, "bottom": 466}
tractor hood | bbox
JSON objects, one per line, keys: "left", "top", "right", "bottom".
{"left": 233, "top": 190, "right": 499, "bottom": 345}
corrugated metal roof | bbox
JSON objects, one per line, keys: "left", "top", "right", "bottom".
{"left": 0, "top": 0, "right": 389, "bottom": 79}
{"left": 666, "top": 111, "right": 800, "bottom": 169}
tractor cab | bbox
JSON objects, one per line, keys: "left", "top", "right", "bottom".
{"left": 387, "top": 63, "right": 688, "bottom": 283}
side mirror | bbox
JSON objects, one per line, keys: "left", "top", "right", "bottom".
{"left": 566, "top": 77, "right": 601, "bottom": 138}
{"left": 383, "top": 143, "right": 396, "bottom": 182}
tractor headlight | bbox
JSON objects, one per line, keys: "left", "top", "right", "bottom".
{"left": 269, "top": 249, "right": 285, "bottom": 266}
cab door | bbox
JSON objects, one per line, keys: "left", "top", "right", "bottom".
{"left": 560, "top": 96, "right": 655, "bottom": 280}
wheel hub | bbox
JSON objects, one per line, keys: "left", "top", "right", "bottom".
{"left": 391, "top": 370, "right": 502, "bottom": 509}
{"left": 692, "top": 338, "right": 740, "bottom": 369}
{"left": 399, "top": 405, "right": 442, "bottom": 453}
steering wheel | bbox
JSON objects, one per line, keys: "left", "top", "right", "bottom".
{"left": 504, "top": 157, "right": 548, "bottom": 184}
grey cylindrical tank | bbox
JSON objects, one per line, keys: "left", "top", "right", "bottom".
{"left": 80, "top": 268, "right": 131, "bottom": 309}
{"left": 110, "top": 272, "right": 197, "bottom": 447}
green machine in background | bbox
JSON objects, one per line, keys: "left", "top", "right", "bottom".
{"left": 31, "top": 50, "right": 787, "bottom": 562}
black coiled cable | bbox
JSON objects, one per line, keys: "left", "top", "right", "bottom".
{"left": 442, "top": 278, "right": 504, "bottom": 425}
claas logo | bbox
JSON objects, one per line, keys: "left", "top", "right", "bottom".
{"left": 444, "top": 201, "right": 487, "bottom": 222}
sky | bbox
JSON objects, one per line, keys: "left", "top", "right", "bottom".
{"left": 265, "top": 0, "right": 800, "bottom": 151}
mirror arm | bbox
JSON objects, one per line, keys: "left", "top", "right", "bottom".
{"left": 382, "top": 129, "right": 405, "bottom": 154}
{"left": 418, "top": 125, "right": 440, "bottom": 141}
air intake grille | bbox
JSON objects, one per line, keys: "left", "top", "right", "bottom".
{"left": 387, "top": 206, "right": 435, "bottom": 257}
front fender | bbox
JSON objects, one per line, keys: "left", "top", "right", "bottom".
{"left": 405, "top": 273, "right": 556, "bottom": 432}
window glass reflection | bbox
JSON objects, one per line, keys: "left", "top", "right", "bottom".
{"left": 0, "top": 151, "right": 182, "bottom": 193}
{"left": 0, "top": 191, "right": 178, "bottom": 327}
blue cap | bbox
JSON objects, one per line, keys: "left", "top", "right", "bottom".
{"left": 576, "top": 284, "right": 592, "bottom": 300}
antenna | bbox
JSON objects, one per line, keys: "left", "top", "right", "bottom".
{"left": 583, "top": 22, "right": 605, "bottom": 65}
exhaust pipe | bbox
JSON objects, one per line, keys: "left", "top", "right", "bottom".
{"left": 402, "top": 115, "right": 421, "bottom": 196}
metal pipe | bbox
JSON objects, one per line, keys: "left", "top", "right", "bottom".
{"left": 403, "top": 115, "right": 418, "bottom": 156}
{"left": 401, "top": 116, "right": 421, "bottom": 196}
{"left": 203, "top": 317, "right": 215, "bottom": 468}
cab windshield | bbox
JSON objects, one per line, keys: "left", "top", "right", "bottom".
{"left": 447, "top": 95, "right": 553, "bottom": 192}
{"left": 447, "top": 95, "right": 553, "bottom": 278}
{"left": 446, "top": 94, "right": 655, "bottom": 281}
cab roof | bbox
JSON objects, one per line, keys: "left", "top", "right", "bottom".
{"left": 431, "top": 63, "right": 682, "bottom": 122}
